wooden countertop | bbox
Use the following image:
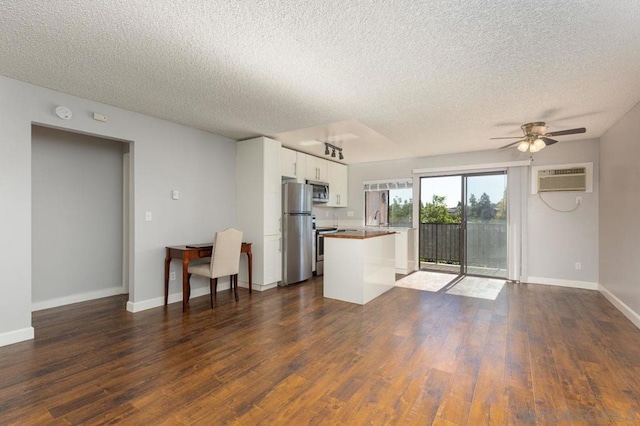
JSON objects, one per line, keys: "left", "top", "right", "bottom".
{"left": 323, "top": 230, "right": 397, "bottom": 239}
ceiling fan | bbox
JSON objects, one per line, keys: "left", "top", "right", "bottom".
{"left": 491, "top": 122, "right": 586, "bottom": 153}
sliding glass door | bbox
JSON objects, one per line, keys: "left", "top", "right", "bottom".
{"left": 419, "top": 171, "right": 507, "bottom": 279}
{"left": 463, "top": 173, "right": 507, "bottom": 278}
{"left": 419, "top": 175, "right": 463, "bottom": 274}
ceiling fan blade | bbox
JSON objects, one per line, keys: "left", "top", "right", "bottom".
{"left": 546, "top": 127, "right": 586, "bottom": 137}
{"left": 499, "top": 140, "right": 525, "bottom": 149}
{"left": 490, "top": 136, "right": 522, "bottom": 140}
{"left": 540, "top": 137, "right": 558, "bottom": 146}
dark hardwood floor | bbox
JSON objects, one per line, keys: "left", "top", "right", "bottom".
{"left": 2, "top": 277, "right": 640, "bottom": 424}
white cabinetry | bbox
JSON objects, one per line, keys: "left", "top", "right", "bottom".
{"left": 305, "top": 155, "right": 328, "bottom": 182}
{"left": 237, "top": 137, "right": 282, "bottom": 290}
{"left": 280, "top": 147, "right": 306, "bottom": 183}
{"left": 395, "top": 228, "right": 417, "bottom": 274}
{"left": 327, "top": 161, "right": 348, "bottom": 207}
{"left": 263, "top": 235, "right": 282, "bottom": 285}
{"left": 281, "top": 147, "right": 296, "bottom": 178}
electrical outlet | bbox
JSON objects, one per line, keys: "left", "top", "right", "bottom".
{"left": 575, "top": 262, "right": 581, "bottom": 270}
{"left": 169, "top": 271, "right": 176, "bottom": 280}
{"left": 347, "top": 211, "right": 354, "bottom": 217}
{"left": 576, "top": 196, "right": 582, "bottom": 204}
{"left": 145, "top": 211, "right": 152, "bottom": 221}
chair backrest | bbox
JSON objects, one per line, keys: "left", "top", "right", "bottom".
{"left": 210, "top": 228, "right": 244, "bottom": 278}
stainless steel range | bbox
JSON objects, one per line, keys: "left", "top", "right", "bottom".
{"left": 314, "top": 226, "right": 337, "bottom": 276}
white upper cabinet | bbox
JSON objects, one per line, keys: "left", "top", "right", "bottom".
{"left": 294, "top": 153, "right": 306, "bottom": 183}
{"left": 327, "top": 161, "right": 348, "bottom": 207}
{"left": 263, "top": 140, "right": 281, "bottom": 236}
{"left": 280, "top": 147, "right": 297, "bottom": 178}
{"left": 280, "top": 147, "right": 307, "bottom": 183}
{"left": 305, "top": 155, "right": 328, "bottom": 182}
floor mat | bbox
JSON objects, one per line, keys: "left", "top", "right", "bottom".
{"left": 445, "top": 276, "right": 505, "bottom": 300}
{"left": 395, "top": 271, "right": 457, "bottom": 292}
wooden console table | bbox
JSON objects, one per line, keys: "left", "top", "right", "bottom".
{"left": 164, "top": 242, "right": 252, "bottom": 311}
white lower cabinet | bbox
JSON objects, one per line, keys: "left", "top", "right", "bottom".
{"left": 264, "top": 235, "right": 282, "bottom": 284}
{"left": 395, "top": 229, "right": 417, "bottom": 274}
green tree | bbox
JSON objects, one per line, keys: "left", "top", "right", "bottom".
{"left": 495, "top": 189, "right": 507, "bottom": 220}
{"left": 468, "top": 194, "right": 479, "bottom": 221}
{"left": 451, "top": 201, "right": 462, "bottom": 222}
{"left": 422, "top": 195, "right": 457, "bottom": 223}
{"left": 477, "top": 192, "right": 495, "bottom": 221}
{"left": 389, "top": 196, "right": 413, "bottom": 227}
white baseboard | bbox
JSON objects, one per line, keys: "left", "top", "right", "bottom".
{"left": 32, "top": 286, "right": 126, "bottom": 312}
{"left": 598, "top": 285, "right": 640, "bottom": 330}
{"left": 525, "top": 276, "right": 598, "bottom": 290}
{"left": 254, "top": 282, "right": 278, "bottom": 291}
{"left": 239, "top": 280, "right": 277, "bottom": 292}
{"left": 0, "top": 327, "right": 35, "bottom": 347}
{"left": 407, "top": 260, "right": 417, "bottom": 272}
{"left": 126, "top": 279, "right": 277, "bottom": 313}
{"left": 126, "top": 283, "right": 233, "bottom": 313}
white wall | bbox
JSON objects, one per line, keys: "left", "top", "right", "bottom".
{"left": 31, "top": 126, "right": 125, "bottom": 307}
{"left": 599, "top": 101, "right": 640, "bottom": 327}
{"left": 346, "top": 139, "right": 600, "bottom": 288}
{"left": 0, "top": 75, "right": 237, "bottom": 346}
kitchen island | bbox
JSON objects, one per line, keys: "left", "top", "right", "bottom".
{"left": 323, "top": 230, "right": 396, "bottom": 305}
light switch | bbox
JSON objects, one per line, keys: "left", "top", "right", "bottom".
{"left": 171, "top": 190, "right": 179, "bottom": 200}
{"left": 145, "top": 211, "right": 152, "bottom": 221}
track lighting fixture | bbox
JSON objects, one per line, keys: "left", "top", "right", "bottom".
{"left": 323, "top": 142, "right": 344, "bottom": 161}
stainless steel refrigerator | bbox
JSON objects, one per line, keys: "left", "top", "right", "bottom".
{"left": 281, "top": 182, "right": 313, "bottom": 285}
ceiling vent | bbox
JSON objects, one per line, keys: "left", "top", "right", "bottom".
{"left": 531, "top": 163, "right": 592, "bottom": 193}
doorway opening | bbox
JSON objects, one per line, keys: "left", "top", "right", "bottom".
{"left": 31, "top": 124, "right": 133, "bottom": 312}
{"left": 419, "top": 171, "right": 507, "bottom": 284}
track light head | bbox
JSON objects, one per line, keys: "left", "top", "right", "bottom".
{"left": 324, "top": 141, "right": 344, "bottom": 160}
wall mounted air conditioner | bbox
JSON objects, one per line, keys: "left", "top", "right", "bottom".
{"left": 531, "top": 163, "right": 593, "bottom": 194}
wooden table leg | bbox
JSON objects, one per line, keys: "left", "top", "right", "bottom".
{"left": 246, "top": 251, "right": 252, "bottom": 294}
{"left": 182, "top": 257, "right": 190, "bottom": 312}
{"left": 164, "top": 249, "right": 171, "bottom": 305}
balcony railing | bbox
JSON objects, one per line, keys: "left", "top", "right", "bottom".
{"left": 419, "top": 222, "right": 507, "bottom": 270}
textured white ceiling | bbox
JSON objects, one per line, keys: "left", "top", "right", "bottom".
{"left": 2, "top": 1, "right": 640, "bottom": 163}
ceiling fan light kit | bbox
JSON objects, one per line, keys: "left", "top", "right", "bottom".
{"left": 492, "top": 122, "right": 586, "bottom": 153}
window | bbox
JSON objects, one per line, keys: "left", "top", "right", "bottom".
{"left": 364, "top": 179, "right": 413, "bottom": 227}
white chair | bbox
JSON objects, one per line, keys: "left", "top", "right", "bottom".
{"left": 188, "top": 228, "right": 243, "bottom": 308}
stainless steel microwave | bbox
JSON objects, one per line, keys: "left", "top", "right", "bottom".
{"left": 307, "top": 180, "right": 329, "bottom": 203}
